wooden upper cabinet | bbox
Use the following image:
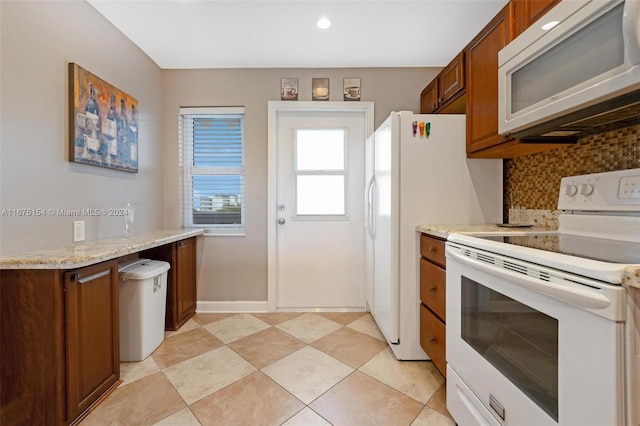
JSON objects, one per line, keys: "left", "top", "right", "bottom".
{"left": 465, "top": 0, "right": 571, "bottom": 157}
{"left": 420, "top": 52, "right": 466, "bottom": 114}
{"left": 514, "top": 0, "right": 562, "bottom": 37}
{"left": 465, "top": 3, "right": 515, "bottom": 154}
{"left": 439, "top": 51, "right": 465, "bottom": 106}
{"left": 420, "top": 79, "right": 439, "bottom": 114}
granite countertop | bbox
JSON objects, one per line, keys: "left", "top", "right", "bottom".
{"left": 416, "top": 223, "right": 557, "bottom": 240}
{"left": 0, "top": 228, "right": 204, "bottom": 270}
{"left": 623, "top": 266, "right": 640, "bottom": 290}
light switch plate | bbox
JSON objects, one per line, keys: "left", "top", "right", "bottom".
{"left": 73, "top": 221, "right": 85, "bottom": 242}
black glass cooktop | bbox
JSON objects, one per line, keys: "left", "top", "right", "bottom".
{"left": 477, "top": 234, "right": 640, "bottom": 264}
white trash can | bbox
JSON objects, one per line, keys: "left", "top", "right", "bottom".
{"left": 118, "top": 259, "right": 171, "bottom": 362}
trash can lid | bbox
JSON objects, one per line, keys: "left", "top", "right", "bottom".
{"left": 119, "top": 259, "right": 171, "bottom": 280}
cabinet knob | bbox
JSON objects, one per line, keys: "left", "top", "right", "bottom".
{"left": 430, "top": 337, "right": 437, "bottom": 344}
{"left": 429, "top": 246, "right": 436, "bottom": 253}
{"left": 429, "top": 287, "right": 437, "bottom": 292}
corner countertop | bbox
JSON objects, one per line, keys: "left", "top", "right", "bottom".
{"left": 416, "top": 223, "right": 557, "bottom": 240}
{"left": 0, "top": 228, "right": 204, "bottom": 270}
{"left": 623, "top": 266, "right": 640, "bottom": 290}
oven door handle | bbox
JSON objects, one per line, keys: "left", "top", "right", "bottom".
{"left": 447, "top": 248, "right": 612, "bottom": 310}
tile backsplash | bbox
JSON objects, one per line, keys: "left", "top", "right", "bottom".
{"left": 504, "top": 124, "right": 640, "bottom": 221}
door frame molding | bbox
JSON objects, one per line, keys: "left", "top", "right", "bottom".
{"left": 267, "top": 101, "right": 375, "bottom": 311}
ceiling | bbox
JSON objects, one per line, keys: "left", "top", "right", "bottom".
{"left": 87, "top": 0, "right": 509, "bottom": 70}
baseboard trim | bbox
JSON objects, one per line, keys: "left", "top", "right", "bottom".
{"left": 196, "top": 301, "right": 269, "bottom": 313}
{"left": 196, "top": 301, "right": 369, "bottom": 313}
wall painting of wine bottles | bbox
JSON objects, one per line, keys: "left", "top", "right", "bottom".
{"left": 69, "top": 63, "right": 139, "bottom": 173}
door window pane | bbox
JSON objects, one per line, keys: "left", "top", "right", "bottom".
{"left": 296, "top": 176, "right": 345, "bottom": 215}
{"left": 294, "top": 129, "right": 347, "bottom": 216}
{"left": 296, "top": 130, "right": 344, "bottom": 170}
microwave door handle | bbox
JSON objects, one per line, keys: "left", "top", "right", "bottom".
{"left": 446, "top": 247, "right": 612, "bottom": 310}
{"left": 624, "top": 0, "right": 640, "bottom": 64}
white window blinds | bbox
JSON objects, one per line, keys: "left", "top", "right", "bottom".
{"left": 180, "top": 107, "right": 245, "bottom": 234}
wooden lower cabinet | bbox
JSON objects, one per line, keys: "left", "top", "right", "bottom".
{"left": 141, "top": 237, "right": 197, "bottom": 330}
{"left": 64, "top": 261, "right": 120, "bottom": 423}
{"left": 0, "top": 260, "right": 120, "bottom": 426}
{"left": 420, "top": 304, "right": 446, "bottom": 377}
{"left": 419, "top": 258, "right": 446, "bottom": 321}
{"left": 419, "top": 233, "right": 447, "bottom": 378}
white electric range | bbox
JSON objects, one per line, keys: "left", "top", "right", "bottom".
{"left": 445, "top": 168, "right": 640, "bottom": 426}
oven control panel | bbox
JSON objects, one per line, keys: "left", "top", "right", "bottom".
{"left": 558, "top": 168, "right": 640, "bottom": 211}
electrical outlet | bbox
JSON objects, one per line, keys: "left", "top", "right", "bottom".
{"left": 73, "top": 221, "right": 85, "bottom": 242}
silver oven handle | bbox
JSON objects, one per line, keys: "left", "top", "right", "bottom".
{"left": 447, "top": 246, "right": 613, "bottom": 311}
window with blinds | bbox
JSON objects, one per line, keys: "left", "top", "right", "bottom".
{"left": 180, "top": 107, "right": 245, "bottom": 234}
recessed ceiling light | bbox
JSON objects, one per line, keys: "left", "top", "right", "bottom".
{"left": 317, "top": 17, "right": 332, "bottom": 30}
{"left": 541, "top": 20, "right": 559, "bottom": 31}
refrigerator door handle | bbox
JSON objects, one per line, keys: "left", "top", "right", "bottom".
{"left": 366, "top": 175, "right": 376, "bottom": 239}
{"left": 366, "top": 175, "right": 373, "bottom": 237}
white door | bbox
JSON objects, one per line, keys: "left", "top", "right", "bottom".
{"left": 273, "top": 109, "right": 366, "bottom": 310}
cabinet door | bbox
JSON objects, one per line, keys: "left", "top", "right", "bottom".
{"left": 514, "top": 0, "right": 561, "bottom": 37}
{"left": 419, "top": 234, "right": 446, "bottom": 268}
{"left": 465, "top": 3, "right": 515, "bottom": 153}
{"left": 65, "top": 260, "right": 119, "bottom": 422}
{"left": 419, "top": 259, "right": 446, "bottom": 321}
{"left": 420, "top": 79, "right": 439, "bottom": 114}
{"left": 175, "top": 237, "right": 197, "bottom": 326}
{"left": 439, "top": 51, "right": 465, "bottom": 106}
{"left": 420, "top": 304, "right": 446, "bottom": 378}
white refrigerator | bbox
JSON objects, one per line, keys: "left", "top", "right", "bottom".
{"left": 365, "top": 112, "right": 503, "bottom": 360}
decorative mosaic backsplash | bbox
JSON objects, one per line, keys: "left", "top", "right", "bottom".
{"left": 504, "top": 124, "right": 640, "bottom": 220}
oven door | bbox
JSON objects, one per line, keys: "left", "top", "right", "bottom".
{"left": 445, "top": 242, "right": 627, "bottom": 426}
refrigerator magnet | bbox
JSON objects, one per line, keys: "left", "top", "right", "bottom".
{"left": 419, "top": 122, "right": 425, "bottom": 137}
{"left": 412, "top": 121, "right": 418, "bottom": 137}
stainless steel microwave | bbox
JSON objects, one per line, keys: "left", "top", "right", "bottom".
{"left": 498, "top": 0, "right": 640, "bottom": 141}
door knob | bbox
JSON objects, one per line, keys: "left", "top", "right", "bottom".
{"left": 278, "top": 218, "right": 286, "bottom": 225}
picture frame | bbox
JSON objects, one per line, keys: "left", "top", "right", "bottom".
{"left": 281, "top": 77, "right": 298, "bottom": 101}
{"left": 69, "top": 63, "right": 139, "bottom": 173}
{"left": 312, "top": 78, "right": 330, "bottom": 101}
{"left": 344, "top": 78, "right": 361, "bottom": 101}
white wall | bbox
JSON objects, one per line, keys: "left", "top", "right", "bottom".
{"left": 0, "top": 2, "right": 439, "bottom": 303}
{"left": 0, "top": 1, "right": 164, "bottom": 255}
{"left": 162, "top": 68, "right": 438, "bottom": 302}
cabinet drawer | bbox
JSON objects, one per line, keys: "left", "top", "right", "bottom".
{"left": 420, "top": 259, "right": 446, "bottom": 321}
{"left": 420, "top": 234, "right": 446, "bottom": 267}
{"left": 420, "top": 304, "right": 446, "bottom": 378}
